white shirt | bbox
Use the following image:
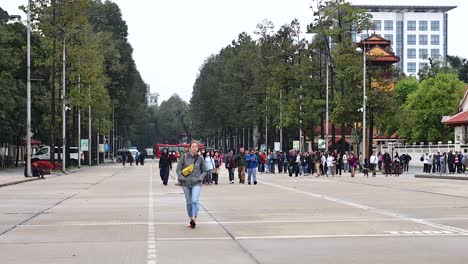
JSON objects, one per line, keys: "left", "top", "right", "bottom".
{"left": 370, "top": 155, "right": 378, "bottom": 164}
{"left": 205, "top": 156, "right": 214, "bottom": 170}
{"left": 326, "top": 156, "right": 335, "bottom": 167}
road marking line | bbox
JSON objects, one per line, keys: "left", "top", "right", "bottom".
{"left": 17, "top": 217, "right": 468, "bottom": 227}
{"left": 153, "top": 233, "right": 462, "bottom": 241}
{"left": 147, "top": 164, "right": 157, "bottom": 264}
{"left": 260, "top": 181, "right": 468, "bottom": 236}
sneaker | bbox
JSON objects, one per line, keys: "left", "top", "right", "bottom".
{"left": 189, "top": 220, "right": 196, "bottom": 229}
{"left": 230, "top": 181, "right": 234, "bottom": 184}
{"left": 248, "top": 182, "right": 251, "bottom": 185}
{"left": 254, "top": 181, "right": 257, "bottom": 185}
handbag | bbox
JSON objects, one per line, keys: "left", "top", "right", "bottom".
{"left": 181, "top": 155, "right": 199, "bottom": 177}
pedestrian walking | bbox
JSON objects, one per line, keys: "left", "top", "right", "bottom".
{"left": 212, "top": 151, "right": 222, "bottom": 184}
{"left": 135, "top": 152, "right": 140, "bottom": 166}
{"left": 236, "top": 148, "right": 247, "bottom": 184}
{"left": 127, "top": 152, "right": 134, "bottom": 166}
{"left": 225, "top": 149, "right": 237, "bottom": 184}
{"left": 122, "top": 151, "right": 127, "bottom": 166}
{"left": 159, "top": 148, "right": 172, "bottom": 185}
{"left": 369, "top": 151, "right": 378, "bottom": 177}
{"left": 246, "top": 149, "right": 259, "bottom": 185}
{"left": 203, "top": 151, "right": 215, "bottom": 185}
{"left": 349, "top": 152, "right": 358, "bottom": 177}
{"left": 342, "top": 151, "right": 349, "bottom": 173}
{"left": 140, "top": 149, "right": 146, "bottom": 165}
{"left": 176, "top": 141, "right": 207, "bottom": 229}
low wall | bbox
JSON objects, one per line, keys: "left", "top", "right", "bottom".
{"left": 377, "top": 143, "right": 468, "bottom": 168}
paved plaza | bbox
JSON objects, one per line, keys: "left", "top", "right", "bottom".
{"left": 1, "top": 160, "right": 468, "bottom": 263}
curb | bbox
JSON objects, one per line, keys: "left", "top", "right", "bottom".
{"left": 415, "top": 175, "right": 468, "bottom": 181}
{"left": 0, "top": 177, "right": 42, "bottom": 188}
{"left": 0, "top": 168, "right": 82, "bottom": 188}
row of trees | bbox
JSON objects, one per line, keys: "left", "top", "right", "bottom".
{"left": 189, "top": 0, "right": 467, "bottom": 154}
{"left": 0, "top": 0, "right": 155, "bottom": 166}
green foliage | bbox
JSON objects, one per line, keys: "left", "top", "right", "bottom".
{"left": 398, "top": 73, "right": 466, "bottom": 142}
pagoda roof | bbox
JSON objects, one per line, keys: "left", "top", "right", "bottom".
{"left": 359, "top": 35, "right": 391, "bottom": 47}
{"left": 368, "top": 45, "right": 400, "bottom": 63}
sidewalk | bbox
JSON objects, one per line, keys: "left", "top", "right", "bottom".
{"left": 0, "top": 166, "right": 43, "bottom": 187}
{"left": 0, "top": 159, "right": 119, "bottom": 188}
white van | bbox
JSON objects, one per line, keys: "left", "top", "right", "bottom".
{"left": 145, "top": 148, "right": 154, "bottom": 159}
{"left": 31, "top": 146, "right": 80, "bottom": 165}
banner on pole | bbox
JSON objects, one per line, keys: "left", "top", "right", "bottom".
{"left": 81, "top": 139, "right": 88, "bottom": 151}
{"left": 274, "top": 142, "right": 280, "bottom": 152}
{"left": 318, "top": 139, "right": 326, "bottom": 150}
{"left": 293, "top": 140, "right": 300, "bottom": 150}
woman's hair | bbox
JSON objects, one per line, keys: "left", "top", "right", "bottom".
{"left": 189, "top": 141, "right": 199, "bottom": 148}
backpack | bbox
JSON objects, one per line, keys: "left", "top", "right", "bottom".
{"left": 420, "top": 155, "right": 424, "bottom": 162}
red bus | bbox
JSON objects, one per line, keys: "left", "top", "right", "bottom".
{"left": 155, "top": 143, "right": 205, "bottom": 158}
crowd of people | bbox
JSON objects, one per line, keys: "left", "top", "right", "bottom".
{"left": 421, "top": 151, "right": 468, "bottom": 174}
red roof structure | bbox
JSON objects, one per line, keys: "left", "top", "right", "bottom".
{"left": 442, "top": 111, "right": 468, "bottom": 126}
{"left": 358, "top": 35, "right": 400, "bottom": 66}
{"left": 442, "top": 87, "right": 468, "bottom": 126}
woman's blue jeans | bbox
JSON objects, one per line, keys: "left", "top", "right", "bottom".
{"left": 182, "top": 185, "right": 201, "bottom": 218}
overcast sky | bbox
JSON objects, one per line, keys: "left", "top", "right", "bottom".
{"left": 3, "top": 0, "right": 467, "bottom": 103}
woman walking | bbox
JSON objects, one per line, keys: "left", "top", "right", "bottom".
{"left": 203, "top": 151, "right": 215, "bottom": 185}
{"left": 349, "top": 152, "right": 358, "bottom": 177}
{"left": 159, "top": 148, "right": 172, "bottom": 185}
{"left": 176, "top": 141, "right": 207, "bottom": 228}
{"left": 212, "top": 151, "right": 222, "bottom": 184}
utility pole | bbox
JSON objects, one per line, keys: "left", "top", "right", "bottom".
{"left": 77, "top": 74, "right": 81, "bottom": 168}
{"left": 61, "top": 34, "right": 67, "bottom": 173}
{"left": 280, "top": 88, "right": 283, "bottom": 151}
{"left": 26, "top": 1, "right": 32, "bottom": 177}
{"left": 88, "top": 86, "right": 92, "bottom": 167}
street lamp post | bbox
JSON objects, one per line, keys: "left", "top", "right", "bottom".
{"left": 61, "top": 35, "right": 67, "bottom": 173}
{"left": 362, "top": 43, "right": 367, "bottom": 161}
{"left": 26, "top": 2, "right": 32, "bottom": 177}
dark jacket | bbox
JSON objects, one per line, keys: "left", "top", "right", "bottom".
{"left": 159, "top": 154, "right": 172, "bottom": 169}
{"left": 225, "top": 154, "right": 237, "bottom": 169}
{"left": 236, "top": 152, "right": 247, "bottom": 167}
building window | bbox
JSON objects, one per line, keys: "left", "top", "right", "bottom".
{"left": 419, "top": 21, "right": 428, "bottom": 31}
{"left": 419, "top": 49, "right": 428, "bottom": 59}
{"left": 431, "top": 35, "right": 440, "bottom": 45}
{"left": 407, "top": 62, "right": 416, "bottom": 73}
{"left": 374, "top": 20, "right": 381, "bottom": 31}
{"left": 431, "top": 49, "right": 440, "bottom": 58}
{"left": 384, "top": 34, "right": 393, "bottom": 44}
{"left": 384, "top": 20, "right": 393, "bottom": 31}
{"left": 407, "top": 35, "right": 416, "bottom": 45}
{"left": 419, "top": 35, "right": 428, "bottom": 45}
{"left": 407, "top": 48, "right": 416, "bottom": 59}
{"left": 431, "top": 20, "right": 440, "bottom": 31}
{"left": 407, "top": 20, "right": 416, "bottom": 31}
{"left": 419, "top": 63, "right": 428, "bottom": 70}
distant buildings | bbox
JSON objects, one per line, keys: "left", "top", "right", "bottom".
{"left": 353, "top": 5, "right": 456, "bottom": 76}
{"left": 146, "top": 83, "right": 159, "bottom": 107}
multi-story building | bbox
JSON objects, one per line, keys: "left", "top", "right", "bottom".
{"left": 353, "top": 5, "right": 456, "bottom": 76}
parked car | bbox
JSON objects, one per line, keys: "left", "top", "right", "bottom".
{"left": 145, "top": 148, "right": 155, "bottom": 159}
{"left": 31, "top": 146, "right": 81, "bottom": 165}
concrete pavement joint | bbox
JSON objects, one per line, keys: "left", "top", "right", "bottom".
{"left": 0, "top": 166, "right": 127, "bottom": 237}
{"left": 147, "top": 163, "right": 157, "bottom": 264}
{"left": 259, "top": 180, "right": 468, "bottom": 236}
{"left": 199, "top": 203, "right": 262, "bottom": 264}
{"left": 333, "top": 177, "right": 468, "bottom": 199}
